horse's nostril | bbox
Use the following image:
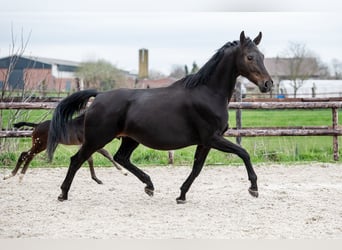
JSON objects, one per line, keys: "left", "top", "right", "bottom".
{"left": 265, "top": 80, "right": 273, "bottom": 89}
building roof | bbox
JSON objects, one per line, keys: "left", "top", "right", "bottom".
{"left": 25, "top": 56, "right": 80, "bottom": 67}
{"left": 0, "top": 55, "right": 79, "bottom": 68}
{"left": 0, "top": 55, "right": 80, "bottom": 72}
{"left": 135, "top": 77, "right": 178, "bottom": 88}
{"left": 264, "top": 57, "right": 321, "bottom": 78}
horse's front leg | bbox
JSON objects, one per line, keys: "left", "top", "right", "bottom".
{"left": 210, "top": 135, "right": 258, "bottom": 198}
{"left": 176, "top": 145, "right": 210, "bottom": 204}
{"left": 59, "top": 148, "right": 92, "bottom": 201}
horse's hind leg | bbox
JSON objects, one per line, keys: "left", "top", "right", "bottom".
{"left": 113, "top": 137, "right": 154, "bottom": 197}
{"left": 18, "top": 142, "right": 45, "bottom": 182}
{"left": 96, "top": 148, "right": 128, "bottom": 176}
{"left": 176, "top": 145, "right": 210, "bottom": 204}
{"left": 3, "top": 151, "right": 28, "bottom": 180}
{"left": 86, "top": 156, "right": 103, "bottom": 184}
{"left": 18, "top": 152, "right": 39, "bottom": 182}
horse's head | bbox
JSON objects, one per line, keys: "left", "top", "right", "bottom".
{"left": 236, "top": 31, "right": 273, "bottom": 93}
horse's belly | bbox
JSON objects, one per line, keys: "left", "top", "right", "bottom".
{"left": 136, "top": 138, "right": 193, "bottom": 151}
{"left": 127, "top": 127, "right": 197, "bottom": 151}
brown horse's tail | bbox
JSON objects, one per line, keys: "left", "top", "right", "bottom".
{"left": 47, "top": 89, "right": 98, "bottom": 162}
{"left": 13, "top": 122, "right": 39, "bottom": 129}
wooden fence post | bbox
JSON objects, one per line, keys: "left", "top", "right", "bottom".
{"left": 332, "top": 107, "right": 339, "bottom": 161}
{"left": 235, "top": 81, "right": 242, "bottom": 145}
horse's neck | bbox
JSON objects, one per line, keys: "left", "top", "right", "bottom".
{"left": 207, "top": 52, "right": 238, "bottom": 101}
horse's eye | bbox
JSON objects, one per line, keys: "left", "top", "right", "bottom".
{"left": 247, "top": 55, "right": 254, "bottom": 61}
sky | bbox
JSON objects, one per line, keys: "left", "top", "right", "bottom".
{"left": 0, "top": 0, "right": 342, "bottom": 75}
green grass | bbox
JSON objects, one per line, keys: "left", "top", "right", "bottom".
{"left": 1, "top": 109, "right": 341, "bottom": 169}
{"left": 228, "top": 109, "right": 337, "bottom": 127}
{"left": 0, "top": 109, "right": 52, "bottom": 128}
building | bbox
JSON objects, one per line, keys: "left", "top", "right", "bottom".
{"left": 279, "top": 79, "right": 342, "bottom": 98}
{"left": 239, "top": 57, "right": 328, "bottom": 98}
{"left": 264, "top": 57, "right": 322, "bottom": 83}
{"left": 135, "top": 77, "right": 178, "bottom": 89}
{"left": 0, "top": 55, "right": 80, "bottom": 92}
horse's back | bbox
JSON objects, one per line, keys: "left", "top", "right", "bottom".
{"left": 82, "top": 86, "right": 199, "bottom": 149}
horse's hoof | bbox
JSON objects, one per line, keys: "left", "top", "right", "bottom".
{"left": 144, "top": 187, "right": 154, "bottom": 197}
{"left": 176, "top": 198, "right": 187, "bottom": 204}
{"left": 58, "top": 193, "right": 68, "bottom": 202}
{"left": 3, "top": 173, "right": 14, "bottom": 180}
{"left": 19, "top": 174, "right": 25, "bottom": 183}
{"left": 248, "top": 188, "right": 259, "bottom": 198}
{"left": 93, "top": 178, "right": 103, "bottom": 184}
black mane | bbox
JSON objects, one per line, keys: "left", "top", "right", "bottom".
{"left": 181, "top": 40, "right": 240, "bottom": 88}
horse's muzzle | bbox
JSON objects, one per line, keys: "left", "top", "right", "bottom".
{"left": 259, "top": 79, "right": 273, "bottom": 93}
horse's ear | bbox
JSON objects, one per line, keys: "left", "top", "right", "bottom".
{"left": 253, "top": 32, "right": 262, "bottom": 45}
{"left": 240, "top": 31, "right": 246, "bottom": 45}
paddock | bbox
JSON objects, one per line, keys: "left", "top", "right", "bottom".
{"left": 1, "top": 163, "right": 342, "bottom": 239}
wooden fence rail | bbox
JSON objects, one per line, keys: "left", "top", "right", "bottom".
{"left": 225, "top": 101, "right": 342, "bottom": 161}
{"left": 1, "top": 101, "right": 342, "bottom": 160}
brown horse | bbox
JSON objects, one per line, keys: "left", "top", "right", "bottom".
{"left": 3, "top": 114, "right": 128, "bottom": 183}
{"left": 48, "top": 31, "right": 273, "bottom": 203}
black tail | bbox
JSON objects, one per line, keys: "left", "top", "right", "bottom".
{"left": 47, "top": 89, "right": 98, "bottom": 161}
{"left": 13, "top": 122, "right": 38, "bottom": 129}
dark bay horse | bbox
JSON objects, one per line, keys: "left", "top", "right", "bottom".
{"left": 47, "top": 31, "right": 273, "bottom": 203}
{"left": 3, "top": 115, "right": 127, "bottom": 183}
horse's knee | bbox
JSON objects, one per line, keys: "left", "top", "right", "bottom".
{"left": 238, "top": 148, "right": 251, "bottom": 162}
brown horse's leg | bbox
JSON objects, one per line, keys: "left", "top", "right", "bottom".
{"left": 96, "top": 148, "right": 128, "bottom": 176}
{"left": 3, "top": 152, "right": 28, "bottom": 180}
{"left": 176, "top": 145, "right": 210, "bottom": 204}
{"left": 210, "top": 135, "right": 258, "bottom": 198}
{"left": 18, "top": 152, "right": 39, "bottom": 182}
{"left": 113, "top": 137, "right": 154, "bottom": 197}
{"left": 17, "top": 138, "right": 46, "bottom": 182}
{"left": 58, "top": 145, "right": 96, "bottom": 201}
{"left": 86, "top": 156, "right": 103, "bottom": 184}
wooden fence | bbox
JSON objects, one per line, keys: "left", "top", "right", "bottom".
{"left": 226, "top": 102, "right": 342, "bottom": 161}
{"left": 1, "top": 101, "right": 342, "bottom": 160}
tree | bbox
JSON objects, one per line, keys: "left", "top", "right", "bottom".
{"left": 1, "top": 26, "right": 31, "bottom": 101}
{"left": 76, "top": 59, "right": 125, "bottom": 91}
{"left": 282, "top": 42, "right": 320, "bottom": 98}
{"left": 148, "top": 69, "right": 166, "bottom": 80}
{"left": 169, "top": 64, "right": 186, "bottom": 79}
{"left": 190, "top": 61, "right": 199, "bottom": 74}
{"left": 332, "top": 59, "right": 342, "bottom": 79}
{"left": 0, "top": 26, "right": 42, "bottom": 155}
{"left": 184, "top": 65, "right": 189, "bottom": 76}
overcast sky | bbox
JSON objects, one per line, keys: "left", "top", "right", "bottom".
{"left": 0, "top": 0, "right": 342, "bottom": 74}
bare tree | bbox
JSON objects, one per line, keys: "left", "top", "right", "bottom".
{"left": 169, "top": 64, "right": 186, "bottom": 79}
{"left": 283, "top": 42, "right": 320, "bottom": 98}
{"left": 1, "top": 25, "right": 31, "bottom": 101}
{"left": 148, "top": 69, "right": 166, "bottom": 80}
{"left": 0, "top": 26, "right": 48, "bottom": 156}
{"left": 332, "top": 58, "right": 342, "bottom": 79}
